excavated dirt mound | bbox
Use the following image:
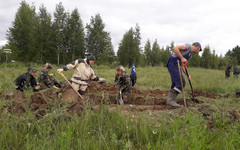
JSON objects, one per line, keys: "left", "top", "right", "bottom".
{"left": 61, "top": 86, "right": 81, "bottom": 103}
{"left": 191, "top": 89, "right": 231, "bottom": 99}
{"left": 0, "top": 82, "right": 237, "bottom": 118}
{"left": 3, "top": 92, "right": 26, "bottom": 115}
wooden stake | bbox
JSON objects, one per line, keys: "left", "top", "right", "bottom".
{"left": 177, "top": 60, "right": 187, "bottom": 107}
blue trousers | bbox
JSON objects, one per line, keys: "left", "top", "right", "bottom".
{"left": 167, "top": 60, "right": 185, "bottom": 93}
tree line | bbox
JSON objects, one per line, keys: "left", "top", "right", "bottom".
{"left": 4, "top": 1, "right": 114, "bottom": 65}
{"left": 1, "top": 1, "right": 239, "bottom": 69}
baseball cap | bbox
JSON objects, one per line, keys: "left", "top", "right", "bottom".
{"left": 27, "top": 67, "right": 37, "bottom": 72}
{"left": 193, "top": 42, "right": 202, "bottom": 51}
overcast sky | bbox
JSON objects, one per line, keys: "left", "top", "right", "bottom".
{"left": 0, "top": 0, "right": 239, "bottom": 55}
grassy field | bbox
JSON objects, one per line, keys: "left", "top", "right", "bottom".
{"left": 0, "top": 62, "right": 240, "bottom": 150}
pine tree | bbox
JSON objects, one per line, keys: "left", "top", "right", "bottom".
{"left": 211, "top": 50, "right": 220, "bottom": 69}
{"left": 189, "top": 53, "right": 201, "bottom": 67}
{"left": 35, "top": 4, "right": 55, "bottom": 63}
{"left": 201, "top": 46, "right": 212, "bottom": 68}
{"left": 226, "top": 45, "right": 240, "bottom": 65}
{"left": 117, "top": 26, "right": 142, "bottom": 67}
{"left": 144, "top": 39, "right": 152, "bottom": 66}
{"left": 159, "top": 46, "right": 171, "bottom": 66}
{"left": 52, "top": 2, "right": 67, "bottom": 64}
{"left": 7, "top": 1, "right": 38, "bottom": 62}
{"left": 65, "top": 8, "right": 85, "bottom": 62}
{"left": 151, "top": 39, "right": 161, "bottom": 66}
{"left": 85, "top": 14, "right": 115, "bottom": 64}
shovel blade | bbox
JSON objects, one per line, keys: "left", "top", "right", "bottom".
{"left": 191, "top": 98, "right": 203, "bottom": 104}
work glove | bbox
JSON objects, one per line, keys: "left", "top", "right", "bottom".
{"left": 49, "top": 73, "right": 56, "bottom": 77}
{"left": 182, "top": 61, "right": 188, "bottom": 69}
{"left": 99, "top": 78, "right": 106, "bottom": 83}
{"left": 53, "top": 85, "right": 59, "bottom": 90}
{"left": 57, "top": 68, "right": 64, "bottom": 72}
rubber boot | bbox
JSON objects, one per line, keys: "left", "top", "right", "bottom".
{"left": 166, "top": 90, "right": 183, "bottom": 107}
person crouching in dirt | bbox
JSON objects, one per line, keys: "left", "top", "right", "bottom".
{"left": 57, "top": 55, "right": 106, "bottom": 95}
{"left": 14, "top": 67, "right": 39, "bottom": 92}
{"left": 38, "top": 63, "right": 63, "bottom": 89}
{"left": 225, "top": 64, "right": 233, "bottom": 78}
{"left": 114, "top": 66, "right": 132, "bottom": 104}
{"left": 166, "top": 42, "right": 202, "bottom": 107}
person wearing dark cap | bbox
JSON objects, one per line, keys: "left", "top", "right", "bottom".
{"left": 14, "top": 67, "right": 38, "bottom": 92}
{"left": 57, "top": 55, "right": 106, "bottom": 95}
{"left": 166, "top": 42, "right": 202, "bottom": 107}
{"left": 38, "top": 63, "right": 62, "bottom": 89}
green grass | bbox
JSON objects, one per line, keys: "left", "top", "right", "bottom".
{"left": 0, "top": 62, "right": 240, "bottom": 149}
{"left": 1, "top": 62, "right": 240, "bottom": 93}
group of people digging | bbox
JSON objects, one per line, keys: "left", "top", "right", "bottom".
{"left": 14, "top": 63, "right": 62, "bottom": 92}
{"left": 14, "top": 42, "right": 202, "bottom": 108}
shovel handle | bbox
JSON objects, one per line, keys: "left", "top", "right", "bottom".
{"left": 177, "top": 60, "right": 187, "bottom": 107}
{"left": 184, "top": 68, "right": 195, "bottom": 100}
{"left": 58, "top": 72, "right": 84, "bottom": 100}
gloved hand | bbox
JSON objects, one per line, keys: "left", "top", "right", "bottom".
{"left": 182, "top": 61, "right": 188, "bottom": 68}
{"left": 99, "top": 78, "right": 106, "bottom": 83}
{"left": 57, "top": 68, "right": 64, "bottom": 72}
{"left": 53, "top": 85, "right": 59, "bottom": 89}
{"left": 49, "top": 73, "right": 56, "bottom": 77}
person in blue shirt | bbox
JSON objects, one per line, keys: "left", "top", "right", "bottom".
{"left": 130, "top": 64, "right": 137, "bottom": 86}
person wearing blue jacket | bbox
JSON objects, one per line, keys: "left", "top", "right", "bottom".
{"left": 166, "top": 42, "right": 202, "bottom": 107}
{"left": 130, "top": 64, "right": 137, "bottom": 86}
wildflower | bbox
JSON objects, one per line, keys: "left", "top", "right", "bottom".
{"left": 152, "top": 131, "right": 157, "bottom": 134}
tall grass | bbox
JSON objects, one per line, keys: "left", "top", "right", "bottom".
{"left": 0, "top": 104, "right": 239, "bottom": 150}
{"left": 1, "top": 62, "right": 240, "bottom": 93}
{"left": 0, "top": 62, "right": 240, "bottom": 149}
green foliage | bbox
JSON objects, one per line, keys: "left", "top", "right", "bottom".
{"left": 143, "top": 40, "right": 171, "bottom": 67}
{"left": 4, "top": 1, "right": 240, "bottom": 69}
{"left": 117, "top": 24, "right": 142, "bottom": 67}
{"left": 144, "top": 39, "right": 152, "bottom": 66}
{"left": 6, "top": 1, "right": 103, "bottom": 65}
{"left": 85, "top": 14, "right": 115, "bottom": 64}
{"left": 65, "top": 9, "right": 85, "bottom": 62}
{"left": 35, "top": 4, "right": 55, "bottom": 64}
{"left": 226, "top": 45, "right": 240, "bottom": 65}
{"left": 0, "top": 101, "right": 239, "bottom": 149}
{"left": 7, "top": 1, "right": 38, "bottom": 62}
{"left": 0, "top": 63, "right": 240, "bottom": 149}
{"left": 52, "top": 2, "right": 67, "bottom": 64}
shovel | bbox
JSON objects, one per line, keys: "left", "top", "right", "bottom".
{"left": 184, "top": 68, "right": 202, "bottom": 103}
{"left": 58, "top": 72, "right": 84, "bottom": 100}
{"left": 119, "top": 90, "right": 124, "bottom": 106}
{"left": 177, "top": 60, "right": 187, "bottom": 107}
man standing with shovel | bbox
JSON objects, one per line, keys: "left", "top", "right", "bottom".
{"left": 57, "top": 55, "right": 106, "bottom": 96}
{"left": 166, "top": 42, "right": 202, "bottom": 107}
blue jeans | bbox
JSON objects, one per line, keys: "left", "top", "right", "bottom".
{"left": 167, "top": 60, "right": 185, "bottom": 93}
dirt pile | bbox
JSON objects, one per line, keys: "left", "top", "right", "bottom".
{"left": 3, "top": 92, "right": 26, "bottom": 115}
{"left": 192, "top": 89, "right": 231, "bottom": 99}
{"left": 0, "top": 82, "right": 236, "bottom": 117}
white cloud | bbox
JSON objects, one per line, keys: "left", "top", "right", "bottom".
{"left": 0, "top": 40, "right": 7, "bottom": 46}
{"left": 0, "top": 0, "right": 239, "bottom": 55}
